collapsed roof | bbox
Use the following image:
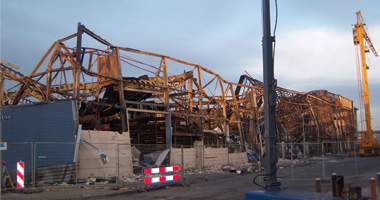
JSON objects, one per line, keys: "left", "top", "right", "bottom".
{"left": 0, "top": 23, "right": 356, "bottom": 154}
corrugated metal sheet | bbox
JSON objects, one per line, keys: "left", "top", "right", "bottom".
{"left": 1, "top": 101, "right": 76, "bottom": 174}
{"left": 1, "top": 101, "right": 75, "bottom": 142}
{"left": 35, "top": 162, "right": 77, "bottom": 186}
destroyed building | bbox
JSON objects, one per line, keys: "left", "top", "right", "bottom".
{"left": 0, "top": 23, "right": 356, "bottom": 157}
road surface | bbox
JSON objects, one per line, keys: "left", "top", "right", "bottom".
{"left": 96, "top": 156, "right": 380, "bottom": 199}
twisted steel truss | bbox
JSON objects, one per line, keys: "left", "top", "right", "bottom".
{"left": 0, "top": 23, "right": 356, "bottom": 154}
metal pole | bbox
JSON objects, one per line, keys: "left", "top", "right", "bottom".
{"left": 181, "top": 145, "right": 184, "bottom": 186}
{"left": 76, "top": 158, "right": 78, "bottom": 185}
{"left": 31, "top": 142, "right": 34, "bottom": 187}
{"left": 202, "top": 144, "right": 204, "bottom": 168}
{"left": 291, "top": 143, "right": 294, "bottom": 179}
{"left": 227, "top": 145, "right": 230, "bottom": 165}
{"left": 281, "top": 141, "right": 285, "bottom": 159}
{"left": 116, "top": 144, "right": 119, "bottom": 184}
{"left": 33, "top": 142, "right": 36, "bottom": 188}
{"left": 262, "top": 0, "right": 280, "bottom": 191}
{"left": 165, "top": 113, "right": 172, "bottom": 149}
{"left": 303, "top": 114, "right": 306, "bottom": 159}
{"left": 354, "top": 141, "right": 358, "bottom": 176}
{"left": 322, "top": 142, "right": 325, "bottom": 179}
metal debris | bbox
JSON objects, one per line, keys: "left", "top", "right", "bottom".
{"left": 81, "top": 138, "right": 109, "bottom": 164}
{"left": 0, "top": 23, "right": 356, "bottom": 156}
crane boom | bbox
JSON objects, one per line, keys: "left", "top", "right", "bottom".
{"left": 357, "top": 12, "right": 378, "bottom": 56}
{"left": 352, "top": 10, "right": 379, "bottom": 155}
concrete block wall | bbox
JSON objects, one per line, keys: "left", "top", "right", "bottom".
{"left": 228, "top": 152, "right": 248, "bottom": 165}
{"left": 203, "top": 148, "right": 228, "bottom": 167}
{"left": 170, "top": 147, "right": 248, "bottom": 169}
{"left": 170, "top": 148, "right": 196, "bottom": 169}
{"left": 78, "top": 130, "right": 133, "bottom": 179}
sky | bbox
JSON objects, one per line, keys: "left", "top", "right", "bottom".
{"left": 1, "top": 0, "right": 380, "bottom": 130}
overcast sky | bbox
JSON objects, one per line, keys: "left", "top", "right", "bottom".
{"left": 1, "top": 0, "right": 380, "bottom": 130}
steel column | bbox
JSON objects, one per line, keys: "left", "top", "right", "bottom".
{"left": 262, "top": 0, "right": 280, "bottom": 191}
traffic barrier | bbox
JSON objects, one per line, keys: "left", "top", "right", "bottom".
{"left": 143, "top": 165, "right": 183, "bottom": 185}
{"left": 17, "top": 161, "right": 24, "bottom": 188}
{"left": 144, "top": 165, "right": 180, "bottom": 174}
{"left": 144, "top": 174, "right": 180, "bottom": 184}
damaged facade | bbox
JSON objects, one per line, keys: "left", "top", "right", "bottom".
{"left": 0, "top": 23, "right": 356, "bottom": 157}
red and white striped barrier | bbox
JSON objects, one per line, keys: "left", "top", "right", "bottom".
{"left": 17, "top": 161, "right": 24, "bottom": 188}
{"left": 144, "top": 174, "right": 180, "bottom": 184}
{"left": 143, "top": 165, "right": 181, "bottom": 184}
{"left": 144, "top": 165, "right": 180, "bottom": 174}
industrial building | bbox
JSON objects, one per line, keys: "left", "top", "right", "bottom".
{"left": 0, "top": 24, "right": 357, "bottom": 184}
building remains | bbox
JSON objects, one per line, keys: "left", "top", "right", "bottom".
{"left": 0, "top": 23, "right": 356, "bottom": 159}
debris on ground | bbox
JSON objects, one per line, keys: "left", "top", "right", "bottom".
{"left": 247, "top": 150, "right": 259, "bottom": 162}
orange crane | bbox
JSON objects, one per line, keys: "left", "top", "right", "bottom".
{"left": 352, "top": 10, "right": 379, "bottom": 156}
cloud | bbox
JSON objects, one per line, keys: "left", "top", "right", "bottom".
{"left": 274, "top": 26, "right": 380, "bottom": 131}
{"left": 276, "top": 28, "right": 355, "bottom": 81}
{"left": 244, "top": 25, "right": 380, "bottom": 131}
{"left": 369, "top": 106, "right": 380, "bottom": 130}
{"left": 265, "top": 26, "right": 380, "bottom": 89}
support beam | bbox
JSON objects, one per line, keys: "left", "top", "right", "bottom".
{"left": 197, "top": 66, "right": 204, "bottom": 143}
{"left": 218, "top": 77, "right": 228, "bottom": 139}
{"left": 230, "top": 83, "right": 245, "bottom": 151}
{"left": 46, "top": 42, "right": 60, "bottom": 101}
{"left": 74, "top": 22, "right": 82, "bottom": 99}
{"left": 163, "top": 57, "right": 172, "bottom": 149}
{"left": 115, "top": 47, "right": 127, "bottom": 131}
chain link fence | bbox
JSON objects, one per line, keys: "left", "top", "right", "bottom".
{"left": 1, "top": 140, "right": 379, "bottom": 189}
{"left": 275, "top": 140, "right": 380, "bottom": 181}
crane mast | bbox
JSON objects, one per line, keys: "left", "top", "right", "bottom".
{"left": 352, "top": 11, "right": 378, "bottom": 155}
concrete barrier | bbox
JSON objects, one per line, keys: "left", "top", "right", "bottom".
{"left": 77, "top": 130, "right": 133, "bottom": 179}
{"left": 170, "top": 146, "right": 248, "bottom": 169}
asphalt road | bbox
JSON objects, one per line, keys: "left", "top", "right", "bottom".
{"left": 97, "top": 156, "right": 380, "bottom": 200}
{"left": 2, "top": 156, "right": 379, "bottom": 199}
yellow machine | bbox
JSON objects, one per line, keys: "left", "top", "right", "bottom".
{"left": 352, "top": 11, "right": 379, "bottom": 156}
